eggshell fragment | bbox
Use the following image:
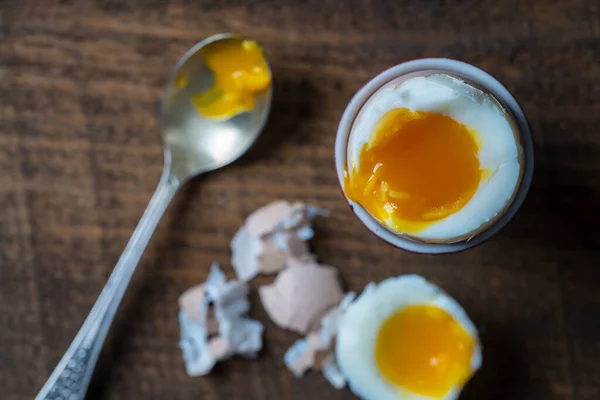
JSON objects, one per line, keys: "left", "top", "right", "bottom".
{"left": 321, "top": 354, "right": 347, "bottom": 389}
{"left": 178, "top": 262, "right": 263, "bottom": 376}
{"left": 246, "top": 200, "right": 295, "bottom": 236}
{"left": 285, "top": 337, "right": 316, "bottom": 377}
{"left": 259, "top": 263, "right": 344, "bottom": 334}
{"left": 178, "top": 285, "right": 207, "bottom": 323}
{"left": 223, "top": 317, "right": 264, "bottom": 358}
{"left": 283, "top": 292, "right": 356, "bottom": 387}
{"left": 230, "top": 200, "right": 328, "bottom": 282}
{"left": 231, "top": 226, "right": 262, "bottom": 281}
{"left": 207, "top": 336, "right": 231, "bottom": 359}
{"left": 179, "top": 311, "right": 218, "bottom": 376}
{"left": 257, "top": 240, "right": 288, "bottom": 274}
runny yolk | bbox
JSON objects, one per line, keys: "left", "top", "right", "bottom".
{"left": 192, "top": 39, "right": 271, "bottom": 119}
{"left": 375, "top": 305, "right": 475, "bottom": 397}
{"left": 344, "top": 108, "right": 482, "bottom": 233}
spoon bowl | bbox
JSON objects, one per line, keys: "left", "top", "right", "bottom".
{"left": 36, "top": 33, "right": 272, "bottom": 400}
{"left": 161, "top": 33, "right": 273, "bottom": 181}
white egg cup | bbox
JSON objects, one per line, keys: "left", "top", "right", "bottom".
{"left": 335, "top": 58, "right": 534, "bottom": 254}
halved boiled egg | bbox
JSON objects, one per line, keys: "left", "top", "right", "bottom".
{"left": 336, "top": 275, "right": 481, "bottom": 400}
{"left": 344, "top": 74, "right": 523, "bottom": 243}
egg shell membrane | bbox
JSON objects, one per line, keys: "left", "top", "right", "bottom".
{"left": 347, "top": 72, "right": 525, "bottom": 244}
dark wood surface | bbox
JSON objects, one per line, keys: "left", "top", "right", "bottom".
{"left": 2, "top": 1, "right": 599, "bottom": 399}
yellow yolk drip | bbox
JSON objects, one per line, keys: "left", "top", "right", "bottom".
{"left": 344, "top": 108, "right": 483, "bottom": 233}
{"left": 375, "top": 305, "right": 475, "bottom": 397}
{"left": 193, "top": 39, "right": 271, "bottom": 119}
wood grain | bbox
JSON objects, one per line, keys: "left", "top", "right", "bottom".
{"left": 1, "top": 1, "right": 599, "bottom": 399}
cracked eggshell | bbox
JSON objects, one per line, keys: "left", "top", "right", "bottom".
{"left": 178, "top": 263, "right": 264, "bottom": 376}
{"left": 179, "top": 285, "right": 208, "bottom": 323}
{"left": 283, "top": 292, "right": 356, "bottom": 382}
{"left": 231, "top": 225, "right": 262, "bottom": 281}
{"left": 321, "top": 353, "right": 347, "bottom": 389}
{"left": 179, "top": 311, "right": 217, "bottom": 376}
{"left": 246, "top": 200, "right": 295, "bottom": 237}
{"left": 256, "top": 240, "right": 288, "bottom": 274}
{"left": 208, "top": 336, "right": 232, "bottom": 359}
{"left": 231, "top": 200, "right": 327, "bottom": 281}
{"left": 259, "top": 263, "right": 343, "bottom": 334}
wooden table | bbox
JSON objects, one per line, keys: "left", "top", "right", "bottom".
{"left": 2, "top": 1, "right": 599, "bottom": 399}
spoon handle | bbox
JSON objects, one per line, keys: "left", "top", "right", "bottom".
{"left": 36, "top": 172, "right": 180, "bottom": 400}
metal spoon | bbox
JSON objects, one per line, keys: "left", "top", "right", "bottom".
{"left": 36, "top": 33, "right": 272, "bottom": 400}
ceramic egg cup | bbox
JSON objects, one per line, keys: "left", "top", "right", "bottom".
{"left": 335, "top": 59, "right": 534, "bottom": 254}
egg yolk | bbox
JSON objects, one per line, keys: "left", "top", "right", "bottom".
{"left": 375, "top": 305, "right": 475, "bottom": 397}
{"left": 344, "top": 108, "right": 483, "bottom": 233}
{"left": 192, "top": 39, "right": 271, "bottom": 119}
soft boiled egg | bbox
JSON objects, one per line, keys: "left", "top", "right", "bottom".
{"left": 335, "top": 275, "right": 481, "bottom": 400}
{"left": 344, "top": 74, "right": 523, "bottom": 243}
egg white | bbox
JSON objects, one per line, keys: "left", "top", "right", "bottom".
{"left": 335, "top": 275, "right": 482, "bottom": 400}
{"left": 347, "top": 74, "right": 522, "bottom": 241}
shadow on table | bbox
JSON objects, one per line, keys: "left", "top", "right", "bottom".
{"left": 237, "top": 67, "right": 321, "bottom": 166}
{"left": 507, "top": 170, "right": 599, "bottom": 252}
{"left": 464, "top": 120, "right": 600, "bottom": 399}
{"left": 493, "top": 142, "right": 600, "bottom": 281}
{"left": 461, "top": 325, "right": 528, "bottom": 400}
{"left": 494, "top": 106, "right": 600, "bottom": 253}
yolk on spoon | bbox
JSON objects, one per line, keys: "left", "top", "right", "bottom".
{"left": 193, "top": 39, "right": 271, "bottom": 120}
{"left": 375, "top": 305, "right": 475, "bottom": 397}
{"left": 344, "top": 108, "right": 483, "bottom": 233}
